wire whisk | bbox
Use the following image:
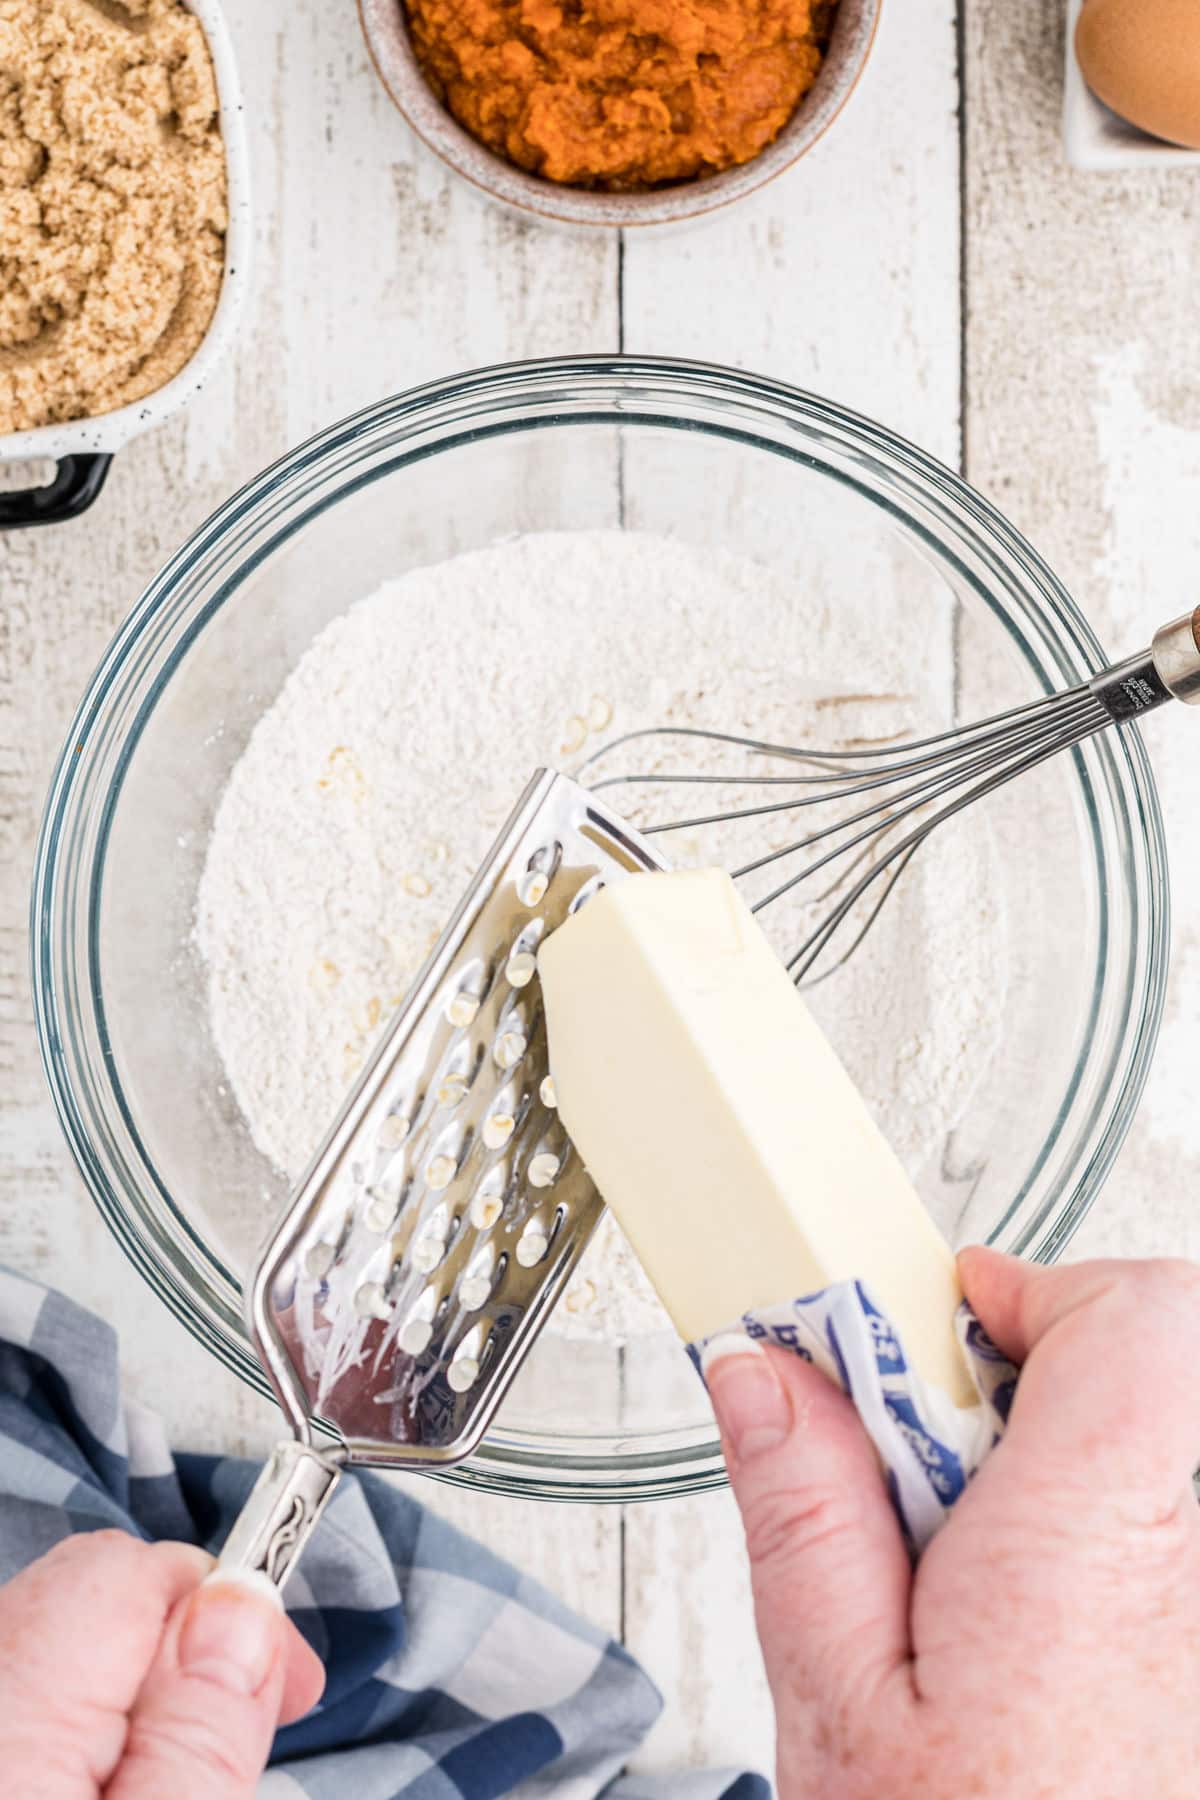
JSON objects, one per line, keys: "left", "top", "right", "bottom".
{"left": 579, "top": 608, "right": 1200, "bottom": 986}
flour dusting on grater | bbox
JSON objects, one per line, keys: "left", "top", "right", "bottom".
{"left": 249, "top": 771, "right": 668, "bottom": 1468}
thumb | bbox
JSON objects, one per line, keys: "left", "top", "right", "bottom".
{"left": 959, "top": 1247, "right": 1200, "bottom": 1508}
{"left": 108, "top": 1570, "right": 290, "bottom": 1800}
{"left": 704, "top": 1335, "right": 912, "bottom": 1721}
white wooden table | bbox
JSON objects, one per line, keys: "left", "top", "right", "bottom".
{"left": 2, "top": 0, "right": 1198, "bottom": 1775}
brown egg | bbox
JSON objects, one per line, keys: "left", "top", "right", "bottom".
{"left": 1076, "top": 0, "right": 1200, "bottom": 149}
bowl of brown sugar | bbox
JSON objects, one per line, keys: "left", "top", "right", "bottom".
{"left": 359, "top": 0, "right": 880, "bottom": 227}
{"left": 0, "top": 0, "right": 250, "bottom": 528}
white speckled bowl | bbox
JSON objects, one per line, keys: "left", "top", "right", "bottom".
{"left": 0, "top": 0, "right": 252, "bottom": 528}
{"left": 359, "top": 0, "right": 880, "bottom": 227}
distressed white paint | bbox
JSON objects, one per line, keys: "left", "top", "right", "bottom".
{"left": 621, "top": 0, "right": 962, "bottom": 461}
{"left": 2, "top": 0, "right": 1199, "bottom": 1781}
{"left": 964, "top": 0, "right": 1200, "bottom": 1281}
{"left": 1087, "top": 347, "right": 1200, "bottom": 1161}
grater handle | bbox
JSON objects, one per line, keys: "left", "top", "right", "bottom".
{"left": 217, "top": 1439, "right": 345, "bottom": 1591}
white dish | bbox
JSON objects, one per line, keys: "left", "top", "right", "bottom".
{"left": 1063, "top": 0, "right": 1200, "bottom": 171}
{"left": 0, "top": 0, "right": 252, "bottom": 528}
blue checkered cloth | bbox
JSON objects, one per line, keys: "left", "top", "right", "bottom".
{"left": 0, "top": 1267, "right": 766, "bottom": 1800}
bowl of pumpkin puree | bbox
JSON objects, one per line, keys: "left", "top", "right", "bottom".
{"left": 358, "top": 0, "right": 880, "bottom": 226}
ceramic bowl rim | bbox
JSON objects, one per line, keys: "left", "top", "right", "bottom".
{"left": 357, "top": 0, "right": 882, "bottom": 228}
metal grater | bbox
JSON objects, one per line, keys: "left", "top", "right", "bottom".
{"left": 218, "top": 769, "right": 668, "bottom": 1589}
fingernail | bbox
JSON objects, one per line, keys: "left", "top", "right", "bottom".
{"left": 180, "top": 1570, "right": 283, "bottom": 1695}
{"left": 702, "top": 1333, "right": 792, "bottom": 1461}
{"left": 200, "top": 1567, "right": 284, "bottom": 1610}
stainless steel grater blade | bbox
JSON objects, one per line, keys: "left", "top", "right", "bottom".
{"left": 218, "top": 768, "right": 668, "bottom": 1588}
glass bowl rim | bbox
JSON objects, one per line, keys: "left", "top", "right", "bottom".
{"left": 32, "top": 354, "right": 1170, "bottom": 1501}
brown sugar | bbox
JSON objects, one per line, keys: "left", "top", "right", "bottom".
{"left": 0, "top": 0, "right": 228, "bottom": 436}
{"left": 404, "top": 0, "right": 836, "bottom": 191}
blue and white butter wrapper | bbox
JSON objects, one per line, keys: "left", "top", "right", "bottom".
{"left": 691, "top": 1281, "right": 1018, "bottom": 1555}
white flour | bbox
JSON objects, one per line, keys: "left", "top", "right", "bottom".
{"left": 196, "top": 531, "right": 1005, "bottom": 1342}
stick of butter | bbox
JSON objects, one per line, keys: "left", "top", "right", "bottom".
{"left": 538, "top": 867, "right": 975, "bottom": 1409}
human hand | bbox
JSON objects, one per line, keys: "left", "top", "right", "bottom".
{"left": 704, "top": 1251, "right": 1200, "bottom": 1799}
{"left": 0, "top": 1531, "right": 324, "bottom": 1797}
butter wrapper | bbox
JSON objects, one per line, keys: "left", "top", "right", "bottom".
{"left": 692, "top": 1282, "right": 1018, "bottom": 1555}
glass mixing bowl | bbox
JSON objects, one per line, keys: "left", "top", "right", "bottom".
{"left": 33, "top": 357, "right": 1168, "bottom": 1501}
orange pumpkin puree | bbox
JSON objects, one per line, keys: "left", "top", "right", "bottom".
{"left": 404, "top": 0, "right": 837, "bottom": 191}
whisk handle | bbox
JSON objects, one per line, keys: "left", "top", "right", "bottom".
{"left": 1151, "top": 607, "right": 1200, "bottom": 706}
{"left": 1091, "top": 652, "right": 1174, "bottom": 722}
{"left": 1093, "top": 608, "right": 1200, "bottom": 722}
